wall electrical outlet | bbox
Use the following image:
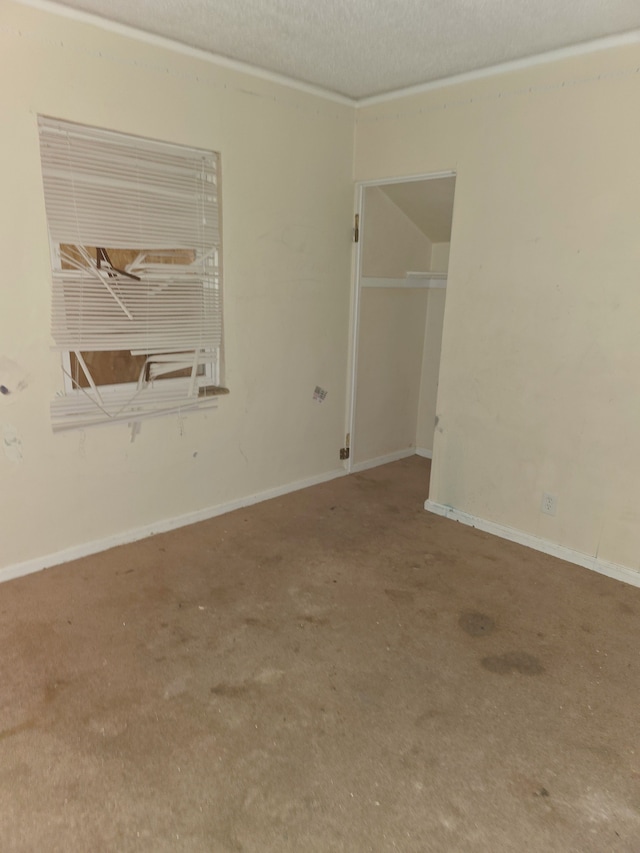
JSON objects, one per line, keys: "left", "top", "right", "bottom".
{"left": 541, "top": 492, "right": 557, "bottom": 516}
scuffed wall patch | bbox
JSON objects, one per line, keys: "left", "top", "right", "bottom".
{"left": 313, "top": 386, "right": 328, "bottom": 403}
{"left": 3, "top": 425, "right": 23, "bottom": 463}
{"left": 0, "top": 358, "right": 28, "bottom": 405}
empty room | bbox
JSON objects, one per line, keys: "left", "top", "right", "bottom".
{"left": 2, "top": 0, "right": 640, "bottom": 850}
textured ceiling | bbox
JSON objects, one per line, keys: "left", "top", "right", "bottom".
{"left": 381, "top": 179, "right": 456, "bottom": 244}
{"left": 31, "top": 0, "right": 640, "bottom": 99}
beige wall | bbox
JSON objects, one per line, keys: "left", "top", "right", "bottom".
{"left": 415, "top": 290, "right": 446, "bottom": 454}
{"left": 0, "top": 2, "right": 354, "bottom": 572}
{"left": 361, "top": 186, "right": 432, "bottom": 277}
{"left": 353, "top": 289, "right": 428, "bottom": 464}
{"left": 415, "top": 242, "right": 449, "bottom": 452}
{"left": 356, "top": 43, "right": 640, "bottom": 571}
{"left": 430, "top": 242, "right": 450, "bottom": 273}
{"left": 5, "top": 0, "right": 640, "bottom": 581}
{"left": 416, "top": 243, "right": 450, "bottom": 453}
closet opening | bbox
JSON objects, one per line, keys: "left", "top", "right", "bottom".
{"left": 347, "top": 173, "right": 457, "bottom": 494}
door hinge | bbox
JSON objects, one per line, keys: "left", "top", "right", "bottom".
{"left": 353, "top": 214, "right": 359, "bottom": 243}
{"left": 340, "top": 447, "right": 350, "bottom": 460}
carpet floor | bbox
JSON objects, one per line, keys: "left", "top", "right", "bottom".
{"left": 1, "top": 456, "right": 639, "bottom": 851}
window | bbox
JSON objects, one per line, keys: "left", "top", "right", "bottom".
{"left": 38, "top": 116, "right": 225, "bottom": 432}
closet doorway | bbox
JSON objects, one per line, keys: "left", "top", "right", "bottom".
{"left": 347, "top": 172, "right": 456, "bottom": 478}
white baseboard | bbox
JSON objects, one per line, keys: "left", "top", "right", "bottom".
{"left": 424, "top": 499, "right": 640, "bottom": 590}
{"left": 415, "top": 447, "right": 433, "bottom": 459}
{"left": 0, "top": 467, "right": 348, "bottom": 586}
{"left": 350, "top": 448, "right": 416, "bottom": 473}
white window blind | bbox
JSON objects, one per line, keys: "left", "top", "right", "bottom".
{"left": 38, "top": 116, "right": 223, "bottom": 432}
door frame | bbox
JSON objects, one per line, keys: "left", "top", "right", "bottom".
{"left": 346, "top": 170, "right": 456, "bottom": 473}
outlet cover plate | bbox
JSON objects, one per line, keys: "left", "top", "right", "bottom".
{"left": 541, "top": 492, "right": 557, "bottom": 516}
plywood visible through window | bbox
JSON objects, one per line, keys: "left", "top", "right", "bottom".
{"left": 61, "top": 246, "right": 202, "bottom": 387}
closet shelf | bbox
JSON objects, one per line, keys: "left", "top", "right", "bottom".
{"left": 361, "top": 272, "right": 447, "bottom": 289}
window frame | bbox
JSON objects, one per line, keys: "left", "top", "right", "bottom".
{"left": 39, "top": 116, "right": 225, "bottom": 431}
